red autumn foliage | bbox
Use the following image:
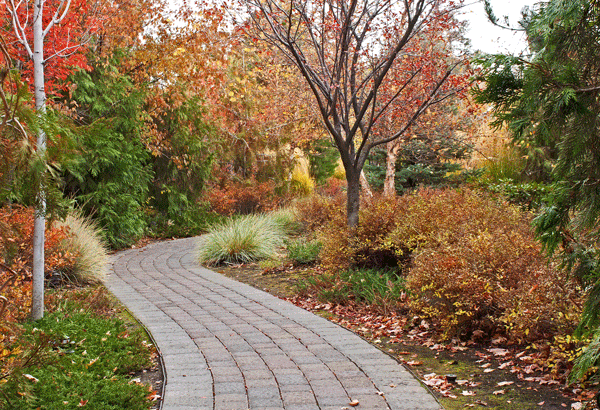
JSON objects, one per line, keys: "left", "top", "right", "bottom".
{"left": 0, "top": 206, "right": 76, "bottom": 323}
{"left": 0, "top": 0, "right": 101, "bottom": 96}
{"left": 206, "top": 178, "right": 283, "bottom": 216}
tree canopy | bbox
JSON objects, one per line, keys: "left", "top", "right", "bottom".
{"left": 245, "top": 0, "right": 470, "bottom": 226}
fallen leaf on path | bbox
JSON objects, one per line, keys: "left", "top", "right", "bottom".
{"left": 349, "top": 399, "right": 360, "bottom": 407}
{"left": 440, "top": 391, "right": 457, "bottom": 398}
{"left": 488, "top": 348, "right": 510, "bottom": 356}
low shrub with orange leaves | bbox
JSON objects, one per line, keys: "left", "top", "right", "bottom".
{"left": 206, "top": 178, "right": 283, "bottom": 216}
{"left": 293, "top": 192, "right": 345, "bottom": 234}
{"left": 395, "top": 189, "right": 581, "bottom": 343}
{"left": 301, "top": 188, "right": 582, "bottom": 344}
{"left": 318, "top": 194, "right": 410, "bottom": 273}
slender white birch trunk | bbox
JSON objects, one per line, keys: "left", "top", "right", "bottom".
{"left": 31, "top": 0, "right": 47, "bottom": 320}
{"left": 383, "top": 142, "right": 399, "bottom": 197}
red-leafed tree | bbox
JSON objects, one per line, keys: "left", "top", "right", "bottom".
{"left": 2, "top": 0, "right": 98, "bottom": 96}
{"left": 245, "top": 0, "right": 470, "bottom": 227}
{"left": 2, "top": 0, "right": 99, "bottom": 319}
{"left": 369, "top": 6, "right": 473, "bottom": 196}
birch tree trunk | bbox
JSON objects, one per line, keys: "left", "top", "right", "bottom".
{"left": 383, "top": 142, "right": 399, "bottom": 197}
{"left": 359, "top": 170, "right": 373, "bottom": 201}
{"left": 31, "top": 0, "right": 47, "bottom": 320}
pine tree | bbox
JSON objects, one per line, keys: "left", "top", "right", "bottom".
{"left": 475, "top": 0, "right": 600, "bottom": 382}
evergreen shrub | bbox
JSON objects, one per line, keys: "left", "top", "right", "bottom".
{"left": 64, "top": 56, "right": 153, "bottom": 249}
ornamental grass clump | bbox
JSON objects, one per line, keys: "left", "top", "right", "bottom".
{"left": 198, "top": 213, "right": 287, "bottom": 265}
{"left": 57, "top": 212, "right": 108, "bottom": 284}
{"left": 270, "top": 207, "right": 303, "bottom": 236}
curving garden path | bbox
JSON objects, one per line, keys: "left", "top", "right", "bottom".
{"left": 106, "top": 237, "right": 441, "bottom": 410}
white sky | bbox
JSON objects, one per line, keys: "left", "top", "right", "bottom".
{"left": 458, "top": 0, "right": 539, "bottom": 54}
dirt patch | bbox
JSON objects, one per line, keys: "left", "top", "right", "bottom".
{"left": 214, "top": 263, "right": 314, "bottom": 299}
{"left": 215, "top": 262, "right": 597, "bottom": 410}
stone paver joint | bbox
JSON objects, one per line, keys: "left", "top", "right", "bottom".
{"left": 106, "top": 237, "right": 442, "bottom": 410}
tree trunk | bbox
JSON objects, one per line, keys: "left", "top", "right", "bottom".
{"left": 346, "top": 169, "right": 360, "bottom": 228}
{"left": 359, "top": 170, "right": 373, "bottom": 201}
{"left": 383, "top": 142, "right": 399, "bottom": 197}
{"left": 31, "top": 0, "right": 47, "bottom": 321}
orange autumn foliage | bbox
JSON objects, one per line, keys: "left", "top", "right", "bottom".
{"left": 0, "top": 206, "right": 77, "bottom": 323}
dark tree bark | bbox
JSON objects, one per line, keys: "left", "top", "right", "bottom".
{"left": 245, "top": 0, "right": 466, "bottom": 226}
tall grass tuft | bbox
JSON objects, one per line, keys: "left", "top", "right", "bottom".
{"left": 270, "top": 207, "right": 302, "bottom": 236}
{"left": 58, "top": 212, "right": 108, "bottom": 284}
{"left": 198, "top": 213, "right": 287, "bottom": 266}
{"left": 286, "top": 238, "right": 322, "bottom": 265}
{"left": 482, "top": 145, "right": 526, "bottom": 182}
{"left": 291, "top": 168, "right": 315, "bottom": 196}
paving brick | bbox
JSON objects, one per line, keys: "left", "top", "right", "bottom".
{"left": 107, "top": 237, "right": 440, "bottom": 410}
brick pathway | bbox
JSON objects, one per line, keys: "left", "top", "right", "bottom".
{"left": 106, "top": 237, "right": 441, "bottom": 410}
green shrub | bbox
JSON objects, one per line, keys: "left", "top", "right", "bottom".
{"left": 64, "top": 54, "right": 153, "bottom": 249}
{"left": 308, "top": 138, "right": 340, "bottom": 185}
{"left": 365, "top": 137, "right": 472, "bottom": 195}
{"left": 300, "top": 268, "right": 406, "bottom": 313}
{"left": 147, "top": 200, "right": 223, "bottom": 238}
{"left": 483, "top": 178, "right": 552, "bottom": 210}
{"left": 57, "top": 211, "right": 108, "bottom": 284}
{"left": 147, "top": 96, "right": 218, "bottom": 238}
{"left": 198, "top": 213, "right": 287, "bottom": 265}
{"left": 286, "top": 238, "right": 322, "bottom": 265}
